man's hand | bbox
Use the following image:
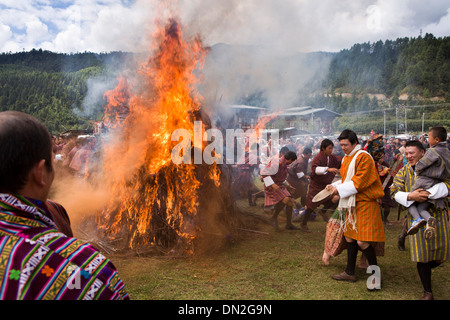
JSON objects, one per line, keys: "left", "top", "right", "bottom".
{"left": 407, "top": 188, "right": 429, "bottom": 203}
{"left": 327, "top": 168, "right": 339, "bottom": 174}
{"left": 271, "top": 184, "right": 280, "bottom": 191}
{"left": 325, "top": 184, "right": 338, "bottom": 195}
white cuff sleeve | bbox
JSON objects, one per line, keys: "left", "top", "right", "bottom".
{"left": 427, "top": 182, "right": 449, "bottom": 200}
{"left": 263, "top": 176, "right": 275, "bottom": 187}
{"left": 394, "top": 191, "right": 414, "bottom": 207}
{"left": 331, "top": 180, "right": 342, "bottom": 186}
{"left": 297, "top": 172, "right": 305, "bottom": 179}
{"left": 336, "top": 181, "right": 357, "bottom": 198}
{"left": 316, "top": 166, "right": 328, "bottom": 175}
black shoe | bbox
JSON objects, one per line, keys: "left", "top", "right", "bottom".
{"left": 331, "top": 271, "right": 357, "bottom": 283}
{"left": 299, "top": 224, "right": 312, "bottom": 233}
{"left": 285, "top": 224, "right": 300, "bottom": 230}
{"left": 421, "top": 291, "right": 434, "bottom": 300}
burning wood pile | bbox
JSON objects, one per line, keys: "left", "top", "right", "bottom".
{"left": 85, "top": 18, "right": 254, "bottom": 256}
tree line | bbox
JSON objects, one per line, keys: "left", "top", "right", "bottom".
{"left": 0, "top": 49, "right": 132, "bottom": 133}
{"left": 0, "top": 34, "right": 449, "bottom": 134}
{"left": 325, "top": 33, "right": 450, "bottom": 98}
{"left": 302, "top": 34, "right": 450, "bottom": 133}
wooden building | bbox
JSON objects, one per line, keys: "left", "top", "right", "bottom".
{"left": 263, "top": 106, "right": 341, "bottom": 135}
{"left": 215, "top": 104, "right": 268, "bottom": 130}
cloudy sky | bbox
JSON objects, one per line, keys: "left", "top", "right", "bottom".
{"left": 1, "top": 0, "right": 450, "bottom": 54}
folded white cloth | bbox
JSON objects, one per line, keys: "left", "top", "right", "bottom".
{"left": 316, "top": 166, "right": 328, "bottom": 175}
{"left": 338, "top": 145, "right": 368, "bottom": 210}
{"left": 336, "top": 145, "right": 372, "bottom": 232}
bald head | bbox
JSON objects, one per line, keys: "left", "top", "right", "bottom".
{"left": 0, "top": 111, "right": 53, "bottom": 194}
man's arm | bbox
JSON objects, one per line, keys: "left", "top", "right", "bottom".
{"left": 391, "top": 167, "right": 413, "bottom": 207}
{"left": 391, "top": 167, "right": 431, "bottom": 207}
{"left": 334, "top": 152, "right": 374, "bottom": 198}
{"left": 426, "top": 182, "right": 449, "bottom": 200}
{"left": 287, "top": 159, "right": 306, "bottom": 179}
{"left": 261, "top": 156, "right": 282, "bottom": 188}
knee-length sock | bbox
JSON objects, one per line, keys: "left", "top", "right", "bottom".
{"left": 345, "top": 241, "right": 358, "bottom": 276}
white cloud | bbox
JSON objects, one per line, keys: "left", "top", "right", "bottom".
{"left": 25, "top": 19, "right": 49, "bottom": 43}
{"left": 0, "top": 23, "right": 13, "bottom": 49}
{"left": 2, "top": 0, "right": 448, "bottom": 112}
{"left": 42, "top": 23, "right": 83, "bottom": 53}
{"left": 83, "top": 3, "right": 155, "bottom": 53}
{"left": 175, "top": 0, "right": 450, "bottom": 52}
{"left": 1, "top": 0, "right": 449, "bottom": 53}
{"left": 422, "top": 8, "right": 450, "bottom": 36}
{"left": 0, "top": 0, "right": 34, "bottom": 10}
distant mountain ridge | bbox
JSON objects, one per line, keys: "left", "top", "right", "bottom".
{"left": 0, "top": 33, "right": 449, "bottom": 133}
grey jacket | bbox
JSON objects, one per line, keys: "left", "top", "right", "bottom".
{"left": 412, "top": 142, "right": 450, "bottom": 191}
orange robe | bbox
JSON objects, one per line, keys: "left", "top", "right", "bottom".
{"left": 341, "top": 151, "right": 385, "bottom": 242}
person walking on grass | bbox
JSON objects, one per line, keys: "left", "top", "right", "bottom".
{"left": 304, "top": 139, "right": 341, "bottom": 234}
{"left": 391, "top": 139, "right": 449, "bottom": 300}
{"left": 261, "top": 151, "right": 299, "bottom": 231}
{"left": 404, "top": 127, "right": 450, "bottom": 239}
{"left": 325, "top": 130, "right": 385, "bottom": 285}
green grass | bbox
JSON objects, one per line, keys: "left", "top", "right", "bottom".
{"left": 108, "top": 201, "right": 450, "bottom": 300}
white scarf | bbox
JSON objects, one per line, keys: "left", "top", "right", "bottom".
{"left": 337, "top": 144, "right": 370, "bottom": 232}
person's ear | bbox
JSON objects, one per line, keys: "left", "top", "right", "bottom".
{"left": 31, "top": 159, "right": 47, "bottom": 187}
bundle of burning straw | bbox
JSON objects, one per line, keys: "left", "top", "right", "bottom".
{"left": 85, "top": 18, "right": 252, "bottom": 256}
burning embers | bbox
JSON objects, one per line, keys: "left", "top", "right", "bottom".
{"left": 95, "top": 18, "right": 234, "bottom": 255}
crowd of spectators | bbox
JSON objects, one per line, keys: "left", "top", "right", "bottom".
{"left": 279, "top": 132, "right": 450, "bottom": 169}
{"left": 51, "top": 133, "right": 101, "bottom": 180}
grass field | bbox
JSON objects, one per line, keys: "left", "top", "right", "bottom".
{"left": 108, "top": 199, "right": 450, "bottom": 301}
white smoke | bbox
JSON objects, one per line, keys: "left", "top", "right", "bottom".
{"left": 73, "top": 76, "right": 115, "bottom": 117}
{"left": 197, "top": 44, "right": 333, "bottom": 111}
{"left": 66, "top": 0, "right": 450, "bottom": 114}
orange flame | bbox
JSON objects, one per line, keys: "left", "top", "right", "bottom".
{"left": 98, "top": 18, "right": 219, "bottom": 254}
{"left": 103, "top": 75, "right": 130, "bottom": 129}
{"left": 254, "top": 110, "right": 281, "bottom": 131}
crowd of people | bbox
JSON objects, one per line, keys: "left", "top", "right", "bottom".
{"left": 51, "top": 133, "right": 101, "bottom": 181}
{"left": 0, "top": 109, "right": 448, "bottom": 300}
{"left": 233, "top": 126, "right": 449, "bottom": 300}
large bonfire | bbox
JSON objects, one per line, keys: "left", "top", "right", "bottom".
{"left": 93, "top": 18, "right": 240, "bottom": 255}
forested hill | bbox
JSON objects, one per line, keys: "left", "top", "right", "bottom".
{"left": 314, "top": 34, "right": 450, "bottom": 133}
{"left": 0, "top": 49, "right": 133, "bottom": 133}
{"left": 1, "top": 34, "right": 450, "bottom": 134}
{"left": 326, "top": 33, "right": 450, "bottom": 98}
{"left": 0, "top": 49, "right": 130, "bottom": 73}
